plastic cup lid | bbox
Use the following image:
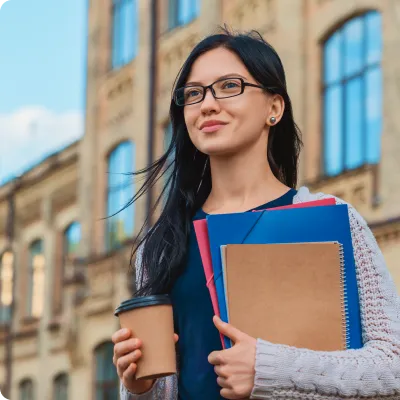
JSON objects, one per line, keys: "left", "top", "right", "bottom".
{"left": 114, "top": 294, "right": 171, "bottom": 316}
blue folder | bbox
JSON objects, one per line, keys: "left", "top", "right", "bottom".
{"left": 206, "top": 204, "right": 362, "bottom": 350}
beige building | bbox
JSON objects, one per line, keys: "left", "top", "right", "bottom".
{"left": 1, "top": 0, "right": 400, "bottom": 398}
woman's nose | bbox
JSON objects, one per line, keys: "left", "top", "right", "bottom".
{"left": 200, "top": 88, "right": 220, "bottom": 114}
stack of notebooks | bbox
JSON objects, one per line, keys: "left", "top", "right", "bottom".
{"left": 194, "top": 199, "right": 363, "bottom": 351}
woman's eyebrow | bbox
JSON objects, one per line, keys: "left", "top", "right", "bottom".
{"left": 185, "top": 73, "right": 248, "bottom": 86}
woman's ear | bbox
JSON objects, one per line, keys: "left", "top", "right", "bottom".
{"left": 267, "top": 94, "right": 285, "bottom": 126}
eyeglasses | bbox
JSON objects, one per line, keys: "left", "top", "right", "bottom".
{"left": 173, "top": 77, "right": 267, "bottom": 106}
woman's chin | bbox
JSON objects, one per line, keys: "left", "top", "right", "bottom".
{"left": 200, "top": 145, "right": 238, "bottom": 158}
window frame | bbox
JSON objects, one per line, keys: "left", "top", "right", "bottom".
{"left": 168, "top": 0, "right": 200, "bottom": 30}
{"left": 111, "top": 0, "right": 138, "bottom": 70}
{"left": 27, "top": 239, "right": 44, "bottom": 318}
{"left": 53, "top": 372, "right": 69, "bottom": 400}
{"left": 321, "top": 10, "right": 382, "bottom": 177}
{"left": 50, "top": 222, "right": 81, "bottom": 315}
{"left": 0, "top": 250, "right": 14, "bottom": 324}
{"left": 105, "top": 141, "right": 135, "bottom": 251}
{"left": 93, "top": 342, "right": 119, "bottom": 400}
{"left": 19, "top": 378, "right": 34, "bottom": 400}
{"left": 63, "top": 222, "right": 81, "bottom": 264}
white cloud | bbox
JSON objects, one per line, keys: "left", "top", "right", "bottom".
{"left": 0, "top": 106, "right": 84, "bottom": 183}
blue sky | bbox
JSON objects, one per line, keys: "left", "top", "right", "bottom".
{"left": 0, "top": 0, "right": 87, "bottom": 183}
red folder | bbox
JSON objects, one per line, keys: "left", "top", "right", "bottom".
{"left": 193, "top": 218, "right": 225, "bottom": 348}
{"left": 253, "top": 198, "right": 336, "bottom": 211}
{"left": 193, "top": 197, "right": 336, "bottom": 348}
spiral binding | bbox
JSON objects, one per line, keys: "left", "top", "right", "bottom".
{"left": 338, "top": 242, "right": 350, "bottom": 349}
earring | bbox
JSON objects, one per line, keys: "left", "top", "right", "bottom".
{"left": 270, "top": 116, "right": 276, "bottom": 124}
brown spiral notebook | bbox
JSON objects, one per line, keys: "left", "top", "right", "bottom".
{"left": 221, "top": 242, "right": 346, "bottom": 351}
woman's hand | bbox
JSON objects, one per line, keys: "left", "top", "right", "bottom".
{"left": 112, "top": 328, "right": 154, "bottom": 394}
{"left": 112, "top": 328, "right": 178, "bottom": 394}
{"left": 208, "top": 316, "right": 257, "bottom": 399}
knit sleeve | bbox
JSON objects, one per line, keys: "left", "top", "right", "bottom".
{"left": 251, "top": 200, "right": 400, "bottom": 399}
{"left": 120, "top": 376, "right": 177, "bottom": 400}
{"left": 119, "top": 244, "right": 178, "bottom": 400}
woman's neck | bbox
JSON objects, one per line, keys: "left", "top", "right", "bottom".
{"left": 203, "top": 146, "right": 290, "bottom": 214}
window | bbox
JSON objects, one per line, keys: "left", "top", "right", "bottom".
{"left": 112, "top": 0, "right": 138, "bottom": 69}
{"left": 323, "top": 11, "right": 382, "bottom": 176}
{"left": 168, "top": 0, "right": 200, "bottom": 30}
{"left": 64, "top": 222, "right": 81, "bottom": 263}
{"left": 27, "top": 240, "right": 45, "bottom": 318}
{"left": 53, "top": 373, "right": 68, "bottom": 400}
{"left": 106, "top": 141, "right": 135, "bottom": 250}
{"left": 50, "top": 222, "right": 81, "bottom": 314}
{"left": 19, "top": 379, "right": 34, "bottom": 400}
{"left": 94, "top": 342, "right": 119, "bottom": 399}
{"left": 0, "top": 251, "right": 14, "bottom": 323}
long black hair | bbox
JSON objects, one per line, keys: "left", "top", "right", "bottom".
{"left": 130, "top": 28, "right": 302, "bottom": 296}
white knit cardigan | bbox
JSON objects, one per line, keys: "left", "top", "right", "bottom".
{"left": 120, "top": 186, "right": 400, "bottom": 399}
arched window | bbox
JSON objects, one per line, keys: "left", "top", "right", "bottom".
{"left": 0, "top": 251, "right": 14, "bottom": 323}
{"left": 323, "top": 11, "right": 382, "bottom": 176}
{"left": 106, "top": 141, "right": 135, "bottom": 250}
{"left": 53, "top": 373, "right": 68, "bottom": 400}
{"left": 27, "top": 240, "right": 45, "bottom": 318}
{"left": 19, "top": 378, "right": 34, "bottom": 400}
{"left": 112, "top": 0, "right": 138, "bottom": 69}
{"left": 94, "top": 342, "right": 119, "bottom": 399}
{"left": 64, "top": 222, "right": 81, "bottom": 263}
{"left": 53, "top": 222, "right": 81, "bottom": 316}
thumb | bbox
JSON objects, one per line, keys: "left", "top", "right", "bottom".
{"left": 213, "top": 315, "right": 243, "bottom": 343}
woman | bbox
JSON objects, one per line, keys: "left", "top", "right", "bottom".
{"left": 112, "top": 30, "right": 400, "bottom": 399}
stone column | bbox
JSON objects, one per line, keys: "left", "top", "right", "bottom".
{"left": 200, "top": 0, "right": 222, "bottom": 36}
{"left": 38, "top": 193, "right": 55, "bottom": 400}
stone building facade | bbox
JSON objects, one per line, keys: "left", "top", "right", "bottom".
{"left": 0, "top": 0, "right": 399, "bottom": 399}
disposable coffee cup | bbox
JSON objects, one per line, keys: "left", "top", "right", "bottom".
{"left": 114, "top": 294, "right": 177, "bottom": 380}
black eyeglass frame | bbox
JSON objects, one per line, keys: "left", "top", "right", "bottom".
{"left": 173, "top": 77, "right": 272, "bottom": 106}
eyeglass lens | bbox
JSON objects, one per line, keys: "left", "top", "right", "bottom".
{"left": 176, "top": 78, "right": 243, "bottom": 105}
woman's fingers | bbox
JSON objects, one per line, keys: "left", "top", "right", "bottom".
{"left": 214, "top": 365, "right": 228, "bottom": 378}
{"left": 112, "top": 328, "right": 131, "bottom": 344}
{"left": 116, "top": 350, "right": 142, "bottom": 377}
{"left": 122, "top": 363, "right": 138, "bottom": 383}
{"left": 114, "top": 337, "right": 142, "bottom": 360}
{"left": 217, "top": 376, "right": 230, "bottom": 388}
{"left": 112, "top": 330, "right": 177, "bottom": 383}
{"left": 113, "top": 334, "right": 143, "bottom": 380}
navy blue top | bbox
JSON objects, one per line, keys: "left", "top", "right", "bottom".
{"left": 170, "top": 189, "right": 297, "bottom": 399}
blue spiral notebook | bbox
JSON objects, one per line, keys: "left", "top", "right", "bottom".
{"left": 206, "top": 204, "right": 363, "bottom": 350}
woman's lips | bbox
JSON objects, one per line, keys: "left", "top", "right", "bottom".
{"left": 201, "top": 124, "right": 226, "bottom": 133}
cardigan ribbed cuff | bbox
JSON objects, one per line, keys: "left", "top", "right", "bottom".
{"left": 251, "top": 339, "right": 283, "bottom": 398}
{"left": 120, "top": 379, "right": 159, "bottom": 400}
